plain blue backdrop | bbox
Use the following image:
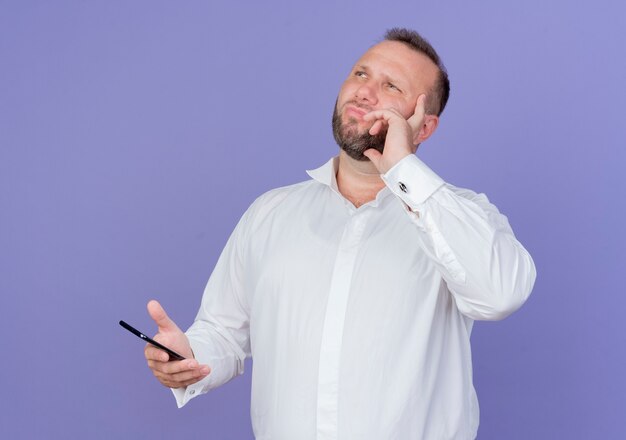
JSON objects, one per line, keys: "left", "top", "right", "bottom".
{"left": 1, "top": 1, "right": 624, "bottom": 438}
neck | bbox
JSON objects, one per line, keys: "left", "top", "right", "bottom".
{"left": 336, "top": 150, "right": 386, "bottom": 208}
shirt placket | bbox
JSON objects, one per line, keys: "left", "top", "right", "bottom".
{"left": 316, "top": 208, "right": 370, "bottom": 440}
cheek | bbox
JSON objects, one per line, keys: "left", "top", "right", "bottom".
{"left": 337, "top": 82, "right": 358, "bottom": 103}
{"left": 386, "top": 98, "right": 414, "bottom": 118}
{"left": 337, "top": 91, "right": 347, "bottom": 107}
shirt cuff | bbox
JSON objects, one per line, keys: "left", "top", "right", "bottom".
{"left": 171, "top": 337, "right": 214, "bottom": 408}
{"left": 381, "top": 154, "right": 445, "bottom": 208}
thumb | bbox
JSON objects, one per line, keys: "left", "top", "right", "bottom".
{"left": 363, "top": 148, "right": 383, "bottom": 171}
{"left": 147, "top": 299, "right": 179, "bottom": 333}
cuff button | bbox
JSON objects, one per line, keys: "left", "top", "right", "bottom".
{"left": 399, "top": 182, "right": 408, "bottom": 193}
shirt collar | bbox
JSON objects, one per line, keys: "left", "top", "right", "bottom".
{"left": 306, "top": 156, "right": 340, "bottom": 192}
{"left": 306, "top": 156, "right": 392, "bottom": 207}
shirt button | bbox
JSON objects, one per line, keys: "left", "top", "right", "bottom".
{"left": 189, "top": 389, "right": 195, "bottom": 395}
{"left": 399, "top": 182, "right": 408, "bottom": 193}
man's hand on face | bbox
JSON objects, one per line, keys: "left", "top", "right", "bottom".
{"left": 144, "top": 300, "right": 211, "bottom": 389}
{"left": 362, "top": 94, "right": 428, "bottom": 174}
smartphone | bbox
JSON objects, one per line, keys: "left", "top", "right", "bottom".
{"left": 119, "top": 320, "right": 185, "bottom": 361}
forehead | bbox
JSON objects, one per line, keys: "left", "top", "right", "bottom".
{"left": 354, "top": 41, "right": 439, "bottom": 90}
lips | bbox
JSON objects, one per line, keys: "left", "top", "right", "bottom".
{"left": 344, "top": 104, "right": 369, "bottom": 120}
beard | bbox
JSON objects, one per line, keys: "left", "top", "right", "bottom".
{"left": 332, "top": 100, "right": 387, "bottom": 161}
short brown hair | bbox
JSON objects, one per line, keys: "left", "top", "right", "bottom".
{"left": 384, "top": 28, "right": 450, "bottom": 116}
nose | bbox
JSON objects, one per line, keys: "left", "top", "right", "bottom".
{"left": 355, "top": 83, "right": 378, "bottom": 105}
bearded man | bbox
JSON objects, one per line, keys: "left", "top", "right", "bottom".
{"left": 143, "top": 28, "right": 536, "bottom": 440}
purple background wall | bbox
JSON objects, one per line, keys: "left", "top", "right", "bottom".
{"left": 1, "top": 1, "right": 624, "bottom": 438}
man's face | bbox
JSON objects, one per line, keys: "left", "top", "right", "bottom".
{"left": 333, "top": 41, "right": 440, "bottom": 161}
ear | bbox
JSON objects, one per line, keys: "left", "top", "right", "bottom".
{"left": 412, "top": 114, "right": 439, "bottom": 145}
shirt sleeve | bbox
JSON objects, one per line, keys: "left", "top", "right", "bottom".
{"left": 172, "top": 207, "right": 252, "bottom": 408}
{"left": 381, "top": 154, "right": 537, "bottom": 321}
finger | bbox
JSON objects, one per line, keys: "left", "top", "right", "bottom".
{"left": 148, "top": 358, "right": 200, "bottom": 375}
{"left": 149, "top": 362, "right": 209, "bottom": 388}
{"left": 144, "top": 344, "right": 170, "bottom": 362}
{"left": 363, "top": 108, "right": 403, "bottom": 123}
{"left": 169, "top": 365, "right": 211, "bottom": 383}
{"left": 180, "top": 378, "right": 204, "bottom": 388}
{"left": 147, "top": 299, "right": 178, "bottom": 333}
{"left": 160, "top": 377, "right": 204, "bottom": 389}
{"left": 413, "top": 93, "right": 426, "bottom": 115}
{"left": 363, "top": 148, "right": 382, "bottom": 167}
{"left": 407, "top": 94, "right": 427, "bottom": 130}
{"left": 369, "top": 119, "right": 386, "bottom": 136}
{"left": 154, "top": 373, "right": 189, "bottom": 389}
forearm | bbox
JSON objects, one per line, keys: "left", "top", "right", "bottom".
{"left": 171, "top": 319, "right": 247, "bottom": 408}
{"left": 172, "top": 211, "right": 253, "bottom": 407}
{"left": 383, "top": 154, "right": 536, "bottom": 320}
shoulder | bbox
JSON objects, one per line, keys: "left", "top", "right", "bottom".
{"left": 251, "top": 179, "right": 317, "bottom": 212}
{"left": 238, "top": 178, "right": 321, "bottom": 231}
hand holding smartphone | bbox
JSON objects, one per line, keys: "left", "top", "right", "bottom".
{"left": 119, "top": 320, "right": 186, "bottom": 361}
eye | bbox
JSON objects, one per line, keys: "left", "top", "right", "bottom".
{"left": 387, "top": 82, "right": 402, "bottom": 93}
{"left": 355, "top": 70, "right": 367, "bottom": 78}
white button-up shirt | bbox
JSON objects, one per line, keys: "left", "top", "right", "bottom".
{"left": 173, "top": 155, "right": 536, "bottom": 440}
